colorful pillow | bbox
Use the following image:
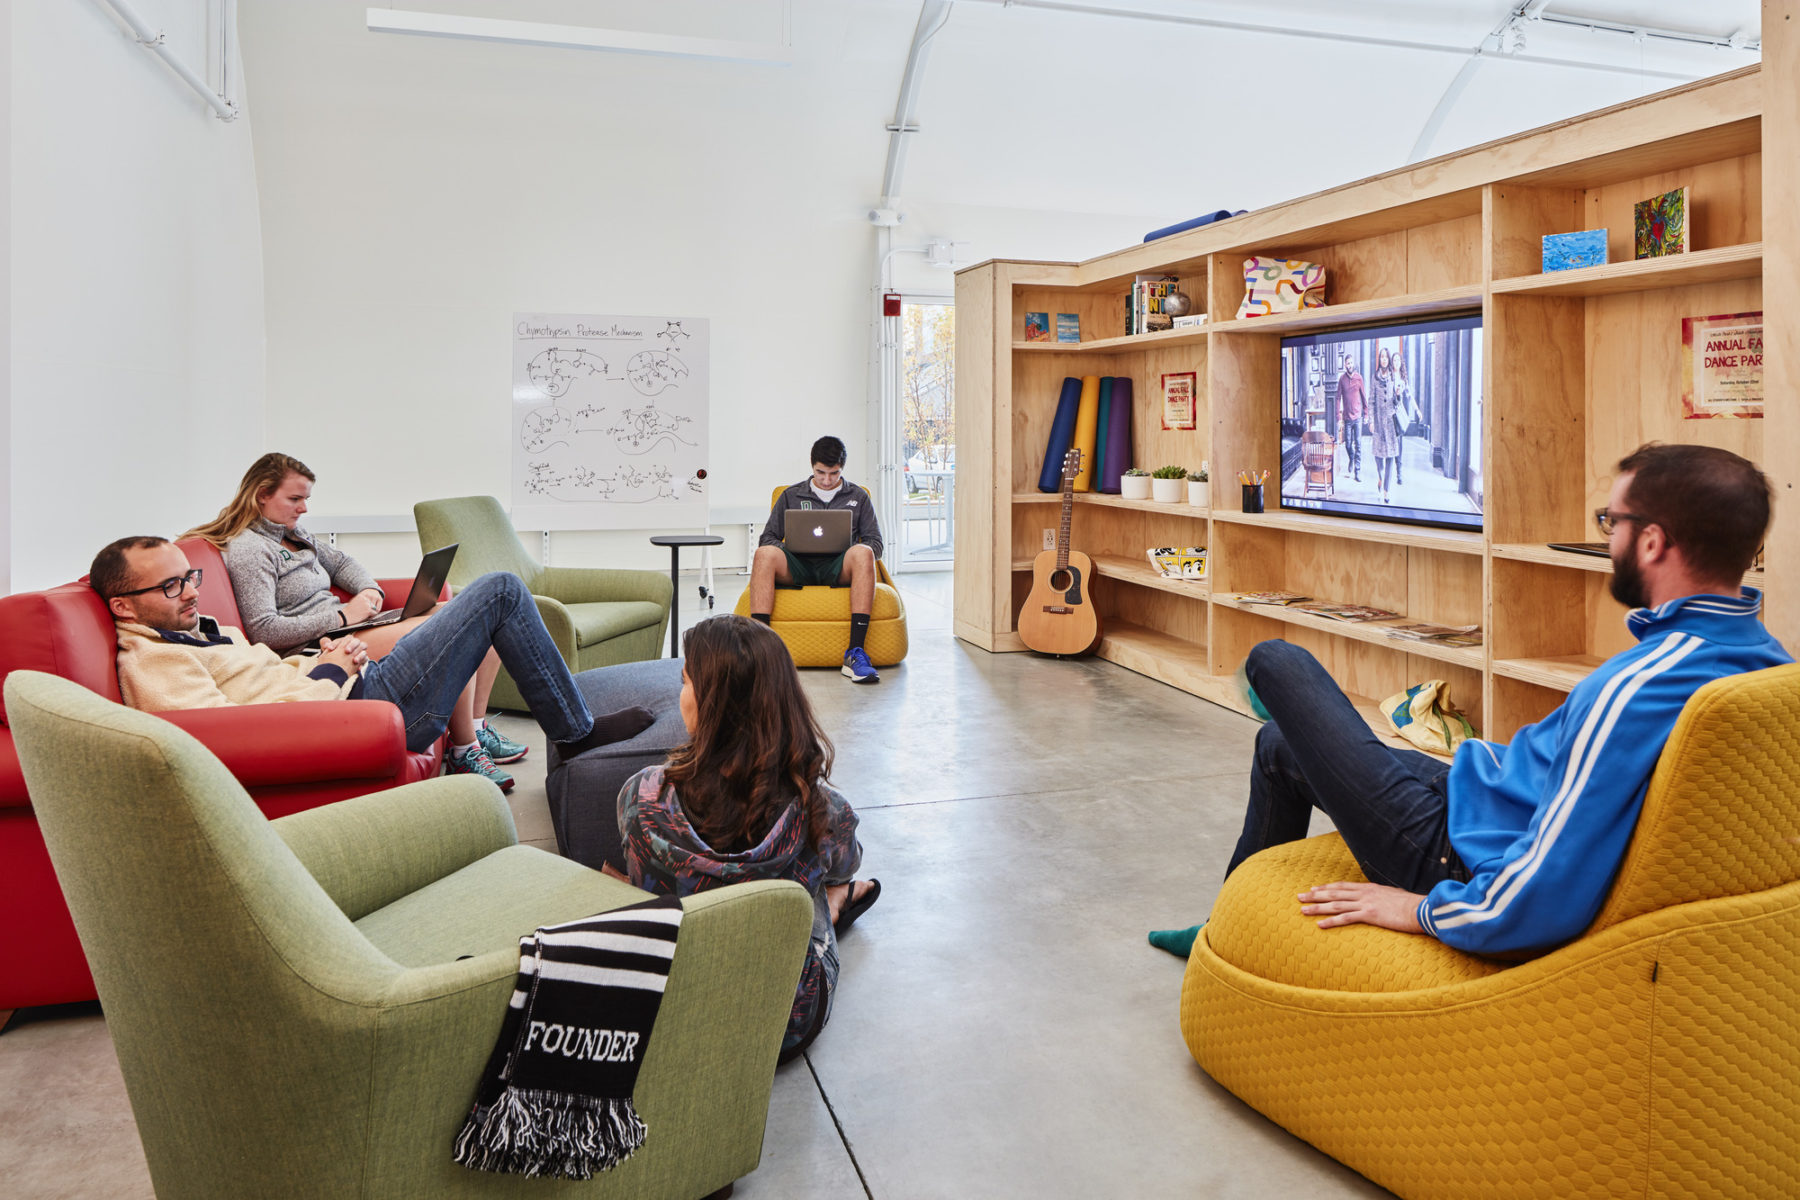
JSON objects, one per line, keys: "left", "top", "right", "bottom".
{"left": 1237, "top": 257, "right": 1326, "bottom": 318}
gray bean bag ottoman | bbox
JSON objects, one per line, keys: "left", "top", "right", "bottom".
{"left": 544, "top": 657, "right": 687, "bottom": 872}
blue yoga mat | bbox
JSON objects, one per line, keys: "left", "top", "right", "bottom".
{"left": 1101, "top": 377, "right": 1133, "bottom": 491}
{"left": 1094, "top": 377, "right": 1114, "bottom": 493}
{"left": 1143, "top": 209, "right": 1246, "bottom": 242}
{"left": 1038, "top": 377, "right": 1083, "bottom": 491}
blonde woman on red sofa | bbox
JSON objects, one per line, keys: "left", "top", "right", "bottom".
{"left": 185, "top": 452, "right": 522, "bottom": 790}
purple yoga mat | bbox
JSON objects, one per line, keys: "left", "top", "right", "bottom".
{"left": 1100, "top": 377, "right": 1133, "bottom": 492}
{"left": 1038, "top": 377, "right": 1083, "bottom": 491}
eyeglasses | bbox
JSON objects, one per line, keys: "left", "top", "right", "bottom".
{"left": 1594, "top": 509, "right": 1649, "bottom": 537}
{"left": 114, "top": 568, "right": 203, "bottom": 600}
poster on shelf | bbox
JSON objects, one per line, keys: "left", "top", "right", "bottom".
{"left": 1161, "top": 371, "right": 1197, "bottom": 430}
{"left": 1681, "top": 311, "right": 1763, "bottom": 419}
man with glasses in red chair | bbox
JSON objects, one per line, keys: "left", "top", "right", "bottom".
{"left": 90, "top": 537, "right": 653, "bottom": 762}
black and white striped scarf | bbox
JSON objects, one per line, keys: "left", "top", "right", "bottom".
{"left": 453, "top": 894, "right": 684, "bottom": 1179}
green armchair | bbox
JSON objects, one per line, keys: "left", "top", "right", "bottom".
{"left": 414, "top": 496, "right": 672, "bottom": 710}
{"left": 6, "top": 670, "right": 812, "bottom": 1200}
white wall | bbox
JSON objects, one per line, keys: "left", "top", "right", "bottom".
{"left": 237, "top": 1, "right": 1163, "bottom": 577}
{"left": 9, "top": 0, "right": 266, "bottom": 591}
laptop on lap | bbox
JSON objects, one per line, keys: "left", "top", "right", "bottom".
{"left": 787, "top": 509, "right": 854, "bottom": 556}
{"left": 332, "top": 543, "right": 459, "bottom": 637}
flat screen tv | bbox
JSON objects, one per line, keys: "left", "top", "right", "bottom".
{"left": 1279, "top": 313, "right": 1483, "bottom": 531}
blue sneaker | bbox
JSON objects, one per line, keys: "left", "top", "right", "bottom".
{"left": 446, "top": 743, "right": 514, "bottom": 793}
{"left": 841, "top": 647, "right": 879, "bottom": 684}
{"left": 477, "top": 722, "right": 529, "bottom": 764}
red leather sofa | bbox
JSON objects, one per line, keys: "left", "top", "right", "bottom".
{"left": 0, "top": 538, "right": 447, "bottom": 1010}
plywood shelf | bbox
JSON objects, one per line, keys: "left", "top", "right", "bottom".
{"left": 1493, "top": 655, "right": 1607, "bottom": 692}
{"left": 1012, "top": 323, "right": 1211, "bottom": 354}
{"left": 1491, "top": 242, "right": 1762, "bottom": 298}
{"left": 960, "top": 69, "right": 1783, "bottom": 748}
{"left": 1492, "top": 542, "right": 1765, "bottom": 586}
{"left": 1212, "top": 593, "right": 1484, "bottom": 669}
{"left": 1011, "top": 490, "right": 1210, "bottom": 518}
{"left": 1010, "top": 554, "right": 1210, "bottom": 599}
{"left": 1203, "top": 285, "right": 1483, "bottom": 335}
{"left": 1212, "top": 508, "right": 1483, "bottom": 554}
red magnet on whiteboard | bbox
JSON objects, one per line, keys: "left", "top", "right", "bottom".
{"left": 883, "top": 293, "right": 902, "bottom": 317}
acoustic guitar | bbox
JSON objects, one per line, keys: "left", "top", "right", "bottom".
{"left": 1017, "top": 448, "right": 1103, "bottom": 656}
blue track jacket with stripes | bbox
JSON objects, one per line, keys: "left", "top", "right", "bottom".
{"left": 1418, "top": 588, "right": 1789, "bottom": 955}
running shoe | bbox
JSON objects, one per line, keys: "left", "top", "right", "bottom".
{"left": 446, "top": 743, "right": 514, "bottom": 793}
{"left": 841, "top": 647, "right": 880, "bottom": 684}
{"left": 477, "top": 722, "right": 529, "bottom": 764}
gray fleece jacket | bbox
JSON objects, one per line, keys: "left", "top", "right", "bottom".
{"left": 222, "top": 518, "right": 382, "bottom": 653}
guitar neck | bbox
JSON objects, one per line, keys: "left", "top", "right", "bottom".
{"left": 1058, "top": 474, "right": 1074, "bottom": 569}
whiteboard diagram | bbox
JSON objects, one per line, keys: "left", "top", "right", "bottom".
{"left": 511, "top": 313, "right": 709, "bottom": 530}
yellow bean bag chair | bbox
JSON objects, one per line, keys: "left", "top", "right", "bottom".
{"left": 733, "top": 487, "right": 909, "bottom": 668}
{"left": 1181, "top": 663, "right": 1800, "bottom": 1200}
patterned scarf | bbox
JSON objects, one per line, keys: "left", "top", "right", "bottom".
{"left": 453, "top": 895, "right": 684, "bottom": 1179}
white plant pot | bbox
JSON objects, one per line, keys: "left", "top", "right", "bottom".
{"left": 1152, "top": 477, "right": 1185, "bottom": 503}
{"left": 1188, "top": 480, "right": 1211, "bottom": 507}
{"left": 1120, "top": 475, "right": 1152, "bottom": 500}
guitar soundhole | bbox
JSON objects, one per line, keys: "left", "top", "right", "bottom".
{"left": 1048, "top": 568, "right": 1074, "bottom": 592}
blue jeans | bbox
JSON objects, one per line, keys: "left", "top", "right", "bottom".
{"left": 358, "top": 572, "right": 595, "bottom": 753}
{"left": 1229, "top": 640, "right": 1467, "bottom": 893}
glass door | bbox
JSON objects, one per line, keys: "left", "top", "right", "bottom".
{"left": 895, "top": 298, "right": 955, "bottom": 571}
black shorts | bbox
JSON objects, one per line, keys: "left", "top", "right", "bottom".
{"left": 782, "top": 548, "right": 848, "bottom": 588}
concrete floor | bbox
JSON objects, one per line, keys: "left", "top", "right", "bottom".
{"left": 0, "top": 571, "right": 1391, "bottom": 1199}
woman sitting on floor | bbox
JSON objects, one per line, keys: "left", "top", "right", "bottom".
{"left": 184, "top": 451, "right": 523, "bottom": 789}
{"left": 619, "top": 614, "right": 879, "bottom": 1062}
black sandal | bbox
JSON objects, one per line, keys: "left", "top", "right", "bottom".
{"left": 833, "top": 879, "right": 881, "bottom": 936}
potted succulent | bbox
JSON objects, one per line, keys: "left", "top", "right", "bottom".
{"left": 1188, "top": 461, "right": 1211, "bottom": 507}
{"left": 1120, "top": 466, "right": 1153, "bottom": 500}
{"left": 1151, "top": 464, "right": 1188, "bottom": 503}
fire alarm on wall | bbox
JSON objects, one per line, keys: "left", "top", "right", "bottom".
{"left": 883, "top": 293, "right": 902, "bottom": 317}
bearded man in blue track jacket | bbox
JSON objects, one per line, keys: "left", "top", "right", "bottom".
{"left": 1227, "top": 442, "right": 1790, "bottom": 957}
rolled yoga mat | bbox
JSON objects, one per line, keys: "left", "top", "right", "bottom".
{"left": 1071, "top": 376, "right": 1101, "bottom": 491}
{"left": 1093, "top": 377, "right": 1113, "bottom": 493}
{"left": 1037, "top": 377, "right": 1083, "bottom": 492}
{"left": 1101, "top": 376, "right": 1133, "bottom": 492}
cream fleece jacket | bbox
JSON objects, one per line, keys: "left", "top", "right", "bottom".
{"left": 115, "top": 617, "right": 355, "bottom": 711}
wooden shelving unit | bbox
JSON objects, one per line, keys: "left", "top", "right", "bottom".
{"left": 957, "top": 65, "right": 1786, "bottom": 744}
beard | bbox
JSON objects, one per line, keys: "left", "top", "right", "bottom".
{"left": 1610, "top": 539, "right": 1650, "bottom": 609}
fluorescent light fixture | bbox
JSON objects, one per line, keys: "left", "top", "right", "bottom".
{"left": 365, "top": 8, "right": 793, "bottom": 66}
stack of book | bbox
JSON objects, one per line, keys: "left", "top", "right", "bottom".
{"left": 1128, "top": 274, "right": 1180, "bottom": 335}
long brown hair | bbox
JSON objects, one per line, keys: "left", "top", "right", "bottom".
{"left": 664, "top": 615, "right": 835, "bottom": 850}
{"left": 182, "top": 453, "right": 316, "bottom": 547}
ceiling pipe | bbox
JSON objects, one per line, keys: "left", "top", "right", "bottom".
{"left": 879, "top": 1, "right": 955, "bottom": 208}
{"left": 91, "top": 0, "right": 239, "bottom": 120}
{"left": 960, "top": 0, "right": 1741, "bottom": 81}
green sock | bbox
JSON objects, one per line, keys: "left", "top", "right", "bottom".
{"left": 1147, "top": 923, "right": 1205, "bottom": 959}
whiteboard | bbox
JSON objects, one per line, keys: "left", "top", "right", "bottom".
{"left": 510, "top": 312, "right": 710, "bottom": 531}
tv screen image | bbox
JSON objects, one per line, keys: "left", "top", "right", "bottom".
{"left": 1278, "top": 314, "right": 1483, "bottom": 531}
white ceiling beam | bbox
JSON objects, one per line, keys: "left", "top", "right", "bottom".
{"left": 365, "top": 7, "right": 793, "bottom": 66}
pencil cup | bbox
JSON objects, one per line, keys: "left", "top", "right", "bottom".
{"left": 1241, "top": 484, "right": 1265, "bottom": 514}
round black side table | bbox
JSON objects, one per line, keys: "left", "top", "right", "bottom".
{"left": 649, "top": 534, "right": 725, "bottom": 658}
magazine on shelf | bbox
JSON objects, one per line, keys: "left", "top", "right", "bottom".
{"left": 1235, "top": 590, "right": 1311, "bottom": 606}
{"left": 1386, "top": 622, "right": 1483, "bottom": 647}
{"left": 1291, "top": 601, "right": 1400, "bottom": 623}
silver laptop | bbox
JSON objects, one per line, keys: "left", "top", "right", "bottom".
{"left": 787, "top": 509, "right": 854, "bottom": 556}
{"left": 333, "top": 543, "right": 459, "bottom": 637}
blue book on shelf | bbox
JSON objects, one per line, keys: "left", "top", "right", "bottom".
{"left": 1056, "top": 313, "right": 1081, "bottom": 343}
{"left": 1542, "top": 228, "right": 1608, "bottom": 273}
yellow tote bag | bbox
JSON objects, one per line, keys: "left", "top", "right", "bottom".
{"left": 1382, "top": 679, "right": 1477, "bottom": 755}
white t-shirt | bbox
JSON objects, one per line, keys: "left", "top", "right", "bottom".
{"left": 810, "top": 482, "right": 843, "bottom": 504}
